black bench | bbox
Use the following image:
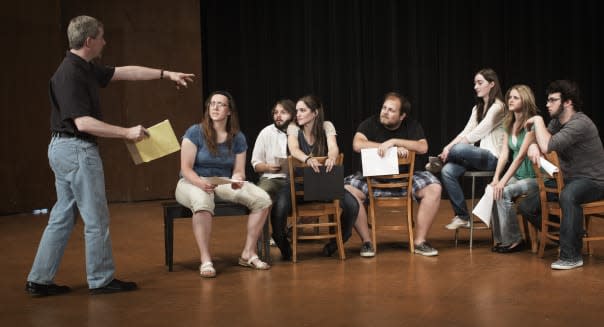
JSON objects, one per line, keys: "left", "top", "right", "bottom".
{"left": 162, "top": 201, "right": 270, "bottom": 271}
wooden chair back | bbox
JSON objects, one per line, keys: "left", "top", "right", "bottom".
{"left": 366, "top": 151, "right": 415, "bottom": 253}
{"left": 287, "top": 154, "right": 345, "bottom": 262}
{"left": 532, "top": 151, "right": 604, "bottom": 256}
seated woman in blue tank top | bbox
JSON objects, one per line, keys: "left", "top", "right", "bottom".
{"left": 175, "top": 91, "right": 272, "bottom": 278}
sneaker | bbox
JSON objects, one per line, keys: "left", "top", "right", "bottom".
{"left": 445, "top": 216, "right": 470, "bottom": 230}
{"left": 414, "top": 242, "right": 439, "bottom": 256}
{"left": 551, "top": 258, "right": 583, "bottom": 270}
{"left": 360, "top": 242, "right": 375, "bottom": 257}
{"left": 425, "top": 156, "right": 443, "bottom": 174}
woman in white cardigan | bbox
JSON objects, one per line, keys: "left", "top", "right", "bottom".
{"left": 438, "top": 68, "right": 506, "bottom": 230}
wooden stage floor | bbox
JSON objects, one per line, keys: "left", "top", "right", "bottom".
{"left": 1, "top": 200, "right": 604, "bottom": 326}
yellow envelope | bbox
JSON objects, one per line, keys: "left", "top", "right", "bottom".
{"left": 126, "top": 119, "right": 180, "bottom": 164}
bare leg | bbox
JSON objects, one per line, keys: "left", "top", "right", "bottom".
{"left": 241, "top": 207, "right": 269, "bottom": 260}
{"left": 413, "top": 183, "right": 441, "bottom": 245}
{"left": 192, "top": 211, "right": 213, "bottom": 264}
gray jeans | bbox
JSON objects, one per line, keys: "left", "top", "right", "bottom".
{"left": 492, "top": 177, "right": 538, "bottom": 246}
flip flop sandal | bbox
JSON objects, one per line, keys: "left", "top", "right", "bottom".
{"left": 199, "top": 262, "right": 216, "bottom": 278}
{"left": 238, "top": 255, "right": 270, "bottom": 270}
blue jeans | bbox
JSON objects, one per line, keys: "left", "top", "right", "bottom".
{"left": 27, "top": 137, "right": 115, "bottom": 288}
{"left": 441, "top": 144, "right": 498, "bottom": 220}
{"left": 492, "top": 177, "right": 538, "bottom": 246}
{"left": 519, "top": 177, "right": 604, "bottom": 260}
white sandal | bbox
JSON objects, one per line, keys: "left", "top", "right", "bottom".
{"left": 238, "top": 255, "right": 270, "bottom": 270}
{"left": 199, "top": 262, "right": 216, "bottom": 278}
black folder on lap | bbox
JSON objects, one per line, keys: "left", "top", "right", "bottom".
{"left": 303, "top": 165, "right": 345, "bottom": 201}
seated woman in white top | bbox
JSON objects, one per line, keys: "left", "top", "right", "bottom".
{"left": 438, "top": 68, "right": 506, "bottom": 230}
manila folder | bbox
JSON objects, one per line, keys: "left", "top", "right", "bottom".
{"left": 126, "top": 119, "right": 181, "bottom": 164}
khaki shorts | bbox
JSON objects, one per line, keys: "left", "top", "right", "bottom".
{"left": 175, "top": 178, "right": 272, "bottom": 215}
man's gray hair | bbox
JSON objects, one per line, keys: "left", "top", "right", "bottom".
{"left": 67, "top": 15, "right": 103, "bottom": 50}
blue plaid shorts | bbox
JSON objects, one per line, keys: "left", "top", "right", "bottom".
{"left": 344, "top": 170, "right": 440, "bottom": 202}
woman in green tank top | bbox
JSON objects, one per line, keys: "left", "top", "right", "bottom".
{"left": 489, "top": 85, "right": 540, "bottom": 253}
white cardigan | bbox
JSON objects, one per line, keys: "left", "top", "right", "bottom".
{"left": 456, "top": 99, "right": 505, "bottom": 157}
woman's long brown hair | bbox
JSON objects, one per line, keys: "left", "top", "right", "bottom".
{"left": 298, "top": 95, "right": 327, "bottom": 156}
{"left": 503, "top": 84, "right": 539, "bottom": 134}
{"left": 474, "top": 68, "right": 503, "bottom": 123}
{"left": 201, "top": 91, "right": 240, "bottom": 156}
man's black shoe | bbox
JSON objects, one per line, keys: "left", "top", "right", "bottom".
{"left": 322, "top": 242, "right": 338, "bottom": 257}
{"left": 496, "top": 242, "right": 526, "bottom": 254}
{"left": 273, "top": 236, "right": 292, "bottom": 261}
{"left": 89, "top": 279, "right": 138, "bottom": 295}
{"left": 26, "top": 281, "right": 71, "bottom": 296}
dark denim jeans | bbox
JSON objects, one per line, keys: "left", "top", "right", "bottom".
{"left": 441, "top": 143, "right": 498, "bottom": 220}
{"left": 519, "top": 177, "right": 604, "bottom": 260}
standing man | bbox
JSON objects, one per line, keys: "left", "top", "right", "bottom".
{"left": 521, "top": 80, "right": 604, "bottom": 270}
{"left": 251, "top": 99, "right": 296, "bottom": 260}
{"left": 345, "top": 92, "right": 442, "bottom": 256}
{"left": 26, "top": 15, "right": 195, "bottom": 296}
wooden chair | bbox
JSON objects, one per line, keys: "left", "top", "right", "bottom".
{"left": 366, "top": 151, "right": 415, "bottom": 254}
{"left": 532, "top": 151, "right": 604, "bottom": 257}
{"left": 288, "top": 154, "right": 345, "bottom": 262}
{"left": 532, "top": 151, "right": 565, "bottom": 257}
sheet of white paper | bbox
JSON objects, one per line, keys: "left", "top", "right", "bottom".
{"left": 539, "top": 157, "right": 559, "bottom": 176}
{"left": 361, "top": 147, "right": 399, "bottom": 177}
{"left": 472, "top": 184, "right": 493, "bottom": 227}
{"left": 205, "top": 177, "right": 246, "bottom": 185}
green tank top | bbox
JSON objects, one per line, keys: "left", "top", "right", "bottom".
{"left": 508, "top": 128, "right": 535, "bottom": 179}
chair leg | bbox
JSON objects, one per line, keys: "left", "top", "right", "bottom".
{"left": 164, "top": 215, "right": 169, "bottom": 266}
{"left": 469, "top": 176, "right": 476, "bottom": 249}
{"left": 370, "top": 205, "right": 378, "bottom": 254}
{"left": 584, "top": 215, "right": 592, "bottom": 255}
{"left": 407, "top": 208, "right": 415, "bottom": 254}
{"left": 538, "top": 214, "right": 548, "bottom": 258}
{"left": 165, "top": 216, "right": 174, "bottom": 272}
{"left": 257, "top": 219, "right": 270, "bottom": 263}
{"left": 334, "top": 212, "right": 346, "bottom": 260}
{"left": 292, "top": 216, "right": 298, "bottom": 263}
{"left": 527, "top": 221, "right": 539, "bottom": 253}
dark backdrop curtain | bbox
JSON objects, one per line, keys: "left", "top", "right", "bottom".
{"left": 201, "top": 0, "right": 603, "bottom": 174}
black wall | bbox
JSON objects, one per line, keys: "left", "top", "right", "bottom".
{"left": 201, "top": 0, "right": 604, "bottom": 173}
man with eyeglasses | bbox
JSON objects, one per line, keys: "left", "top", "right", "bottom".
{"left": 26, "top": 15, "right": 195, "bottom": 296}
{"left": 521, "top": 80, "right": 604, "bottom": 270}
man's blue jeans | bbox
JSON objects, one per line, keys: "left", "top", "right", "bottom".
{"left": 27, "top": 137, "right": 115, "bottom": 288}
{"left": 441, "top": 144, "right": 498, "bottom": 220}
{"left": 519, "top": 177, "right": 604, "bottom": 261}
